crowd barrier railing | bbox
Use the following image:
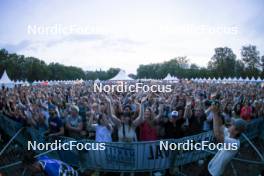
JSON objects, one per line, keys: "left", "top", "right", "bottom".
{"left": 0, "top": 114, "right": 263, "bottom": 173}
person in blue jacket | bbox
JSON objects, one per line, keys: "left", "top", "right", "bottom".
{"left": 22, "top": 152, "right": 78, "bottom": 176}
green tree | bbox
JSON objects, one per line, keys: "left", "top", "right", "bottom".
{"left": 260, "top": 55, "right": 264, "bottom": 78}
{"left": 234, "top": 60, "right": 245, "bottom": 78}
{"left": 190, "top": 64, "right": 199, "bottom": 70}
{"left": 208, "top": 47, "right": 236, "bottom": 77}
{"left": 241, "top": 45, "right": 260, "bottom": 77}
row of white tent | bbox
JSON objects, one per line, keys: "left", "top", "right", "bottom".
{"left": 0, "top": 70, "right": 30, "bottom": 87}
{"left": 161, "top": 73, "right": 264, "bottom": 83}
{"left": 31, "top": 70, "right": 133, "bottom": 84}
{"left": 190, "top": 76, "right": 263, "bottom": 83}
{"left": 1, "top": 70, "right": 264, "bottom": 88}
{"left": 163, "top": 73, "right": 179, "bottom": 81}
{"left": 32, "top": 79, "right": 84, "bottom": 85}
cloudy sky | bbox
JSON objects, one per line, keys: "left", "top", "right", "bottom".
{"left": 0, "top": 0, "right": 263, "bottom": 73}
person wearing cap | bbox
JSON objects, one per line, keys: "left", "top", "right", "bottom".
{"left": 163, "top": 110, "right": 185, "bottom": 139}
{"left": 202, "top": 104, "right": 247, "bottom": 176}
{"left": 65, "top": 105, "right": 83, "bottom": 139}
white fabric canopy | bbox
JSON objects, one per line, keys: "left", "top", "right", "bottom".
{"left": 109, "top": 70, "right": 133, "bottom": 81}
{"left": 163, "top": 73, "right": 179, "bottom": 81}
{"left": 191, "top": 76, "right": 263, "bottom": 84}
{"left": 0, "top": 70, "right": 14, "bottom": 88}
{"left": 257, "top": 77, "right": 262, "bottom": 82}
{"left": 94, "top": 78, "right": 100, "bottom": 83}
{"left": 250, "top": 77, "right": 256, "bottom": 82}
{"left": 0, "top": 70, "right": 13, "bottom": 84}
{"left": 163, "top": 73, "right": 172, "bottom": 80}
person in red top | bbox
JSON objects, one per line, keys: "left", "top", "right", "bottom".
{"left": 240, "top": 102, "right": 252, "bottom": 121}
{"left": 139, "top": 105, "right": 163, "bottom": 141}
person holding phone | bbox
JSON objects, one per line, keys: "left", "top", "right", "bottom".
{"left": 200, "top": 104, "right": 247, "bottom": 176}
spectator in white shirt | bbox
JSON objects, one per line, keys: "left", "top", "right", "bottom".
{"left": 200, "top": 104, "right": 247, "bottom": 176}
{"left": 88, "top": 112, "right": 113, "bottom": 142}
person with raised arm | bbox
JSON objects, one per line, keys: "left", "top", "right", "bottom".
{"left": 200, "top": 103, "right": 247, "bottom": 176}
{"left": 105, "top": 94, "right": 146, "bottom": 142}
{"left": 138, "top": 95, "right": 163, "bottom": 141}
{"left": 87, "top": 101, "right": 113, "bottom": 142}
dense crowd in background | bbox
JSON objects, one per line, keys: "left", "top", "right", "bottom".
{"left": 0, "top": 81, "right": 264, "bottom": 143}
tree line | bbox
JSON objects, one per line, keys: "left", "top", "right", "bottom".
{"left": 137, "top": 45, "right": 264, "bottom": 79}
{"left": 0, "top": 49, "right": 120, "bottom": 81}
{"left": 0, "top": 45, "right": 263, "bottom": 81}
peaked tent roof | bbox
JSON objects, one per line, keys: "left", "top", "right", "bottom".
{"left": 0, "top": 70, "right": 13, "bottom": 84}
{"left": 95, "top": 78, "right": 100, "bottom": 83}
{"left": 109, "top": 70, "right": 133, "bottom": 81}
{"left": 163, "top": 73, "right": 179, "bottom": 81}
{"left": 163, "top": 73, "right": 175, "bottom": 80}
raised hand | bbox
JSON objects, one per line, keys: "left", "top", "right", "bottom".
{"left": 186, "top": 96, "right": 192, "bottom": 107}
{"left": 158, "top": 103, "right": 164, "bottom": 114}
{"left": 141, "top": 95, "right": 148, "bottom": 104}
{"left": 105, "top": 94, "right": 114, "bottom": 104}
{"left": 210, "top": 104, "right": 220, "bottom": 114}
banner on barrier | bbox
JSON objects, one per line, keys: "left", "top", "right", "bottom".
{"left": 77, "top": 140, "right": 171, "bottom": 171}
{"left": 0, "top": 114, "right": 263, "bottom": 171}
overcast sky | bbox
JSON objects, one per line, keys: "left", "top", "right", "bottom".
{"left": 0, "top": 0, "right": 264, "bottom": 73}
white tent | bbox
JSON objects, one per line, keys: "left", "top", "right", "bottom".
{"left": 172, "top": 76, "right": 179, "bottom": 82}
{"left": 163, "top": 73, "right": 172, "bottom": 80}
{"left": 0, "top": 70, "right": 14, "bottom": 88}
{"left": 15, "top": 80, "right": 25, "bottom": 85}
{"left": 15, "top": 80, "right": 21, "bottom": 85}
{"left": 94, "top": 78, "right": 100, "bottom": 83}
{"left": 250, "top": 77, "right": 256, "bottom": 82}
{"left": 256, "top": 77, "right": 262, "bottom": 82}
{"left": 245, "top": 77, "right": 250, "bottom": 82}
{"left": 23, "top": 80, "right": 30, "bottom": 86}
{"left": 109, "top": 70, "right": 133, "bottom": 81}
{"left": 163, "top": 74, "right": 179, "bottom": 82}
{"left": 232, "top": 77, "right": 238, "bottom": 82}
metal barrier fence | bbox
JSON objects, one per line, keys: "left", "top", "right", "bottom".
{"left": 0, "top": 114, "right": 263, "bottom": 174}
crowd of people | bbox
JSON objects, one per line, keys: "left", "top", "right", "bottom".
{"left": 1, "top": 81, "right": 264, "bottom": 176}
{"left": 0, "top": 81, "right": 263, "bottom": 143}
